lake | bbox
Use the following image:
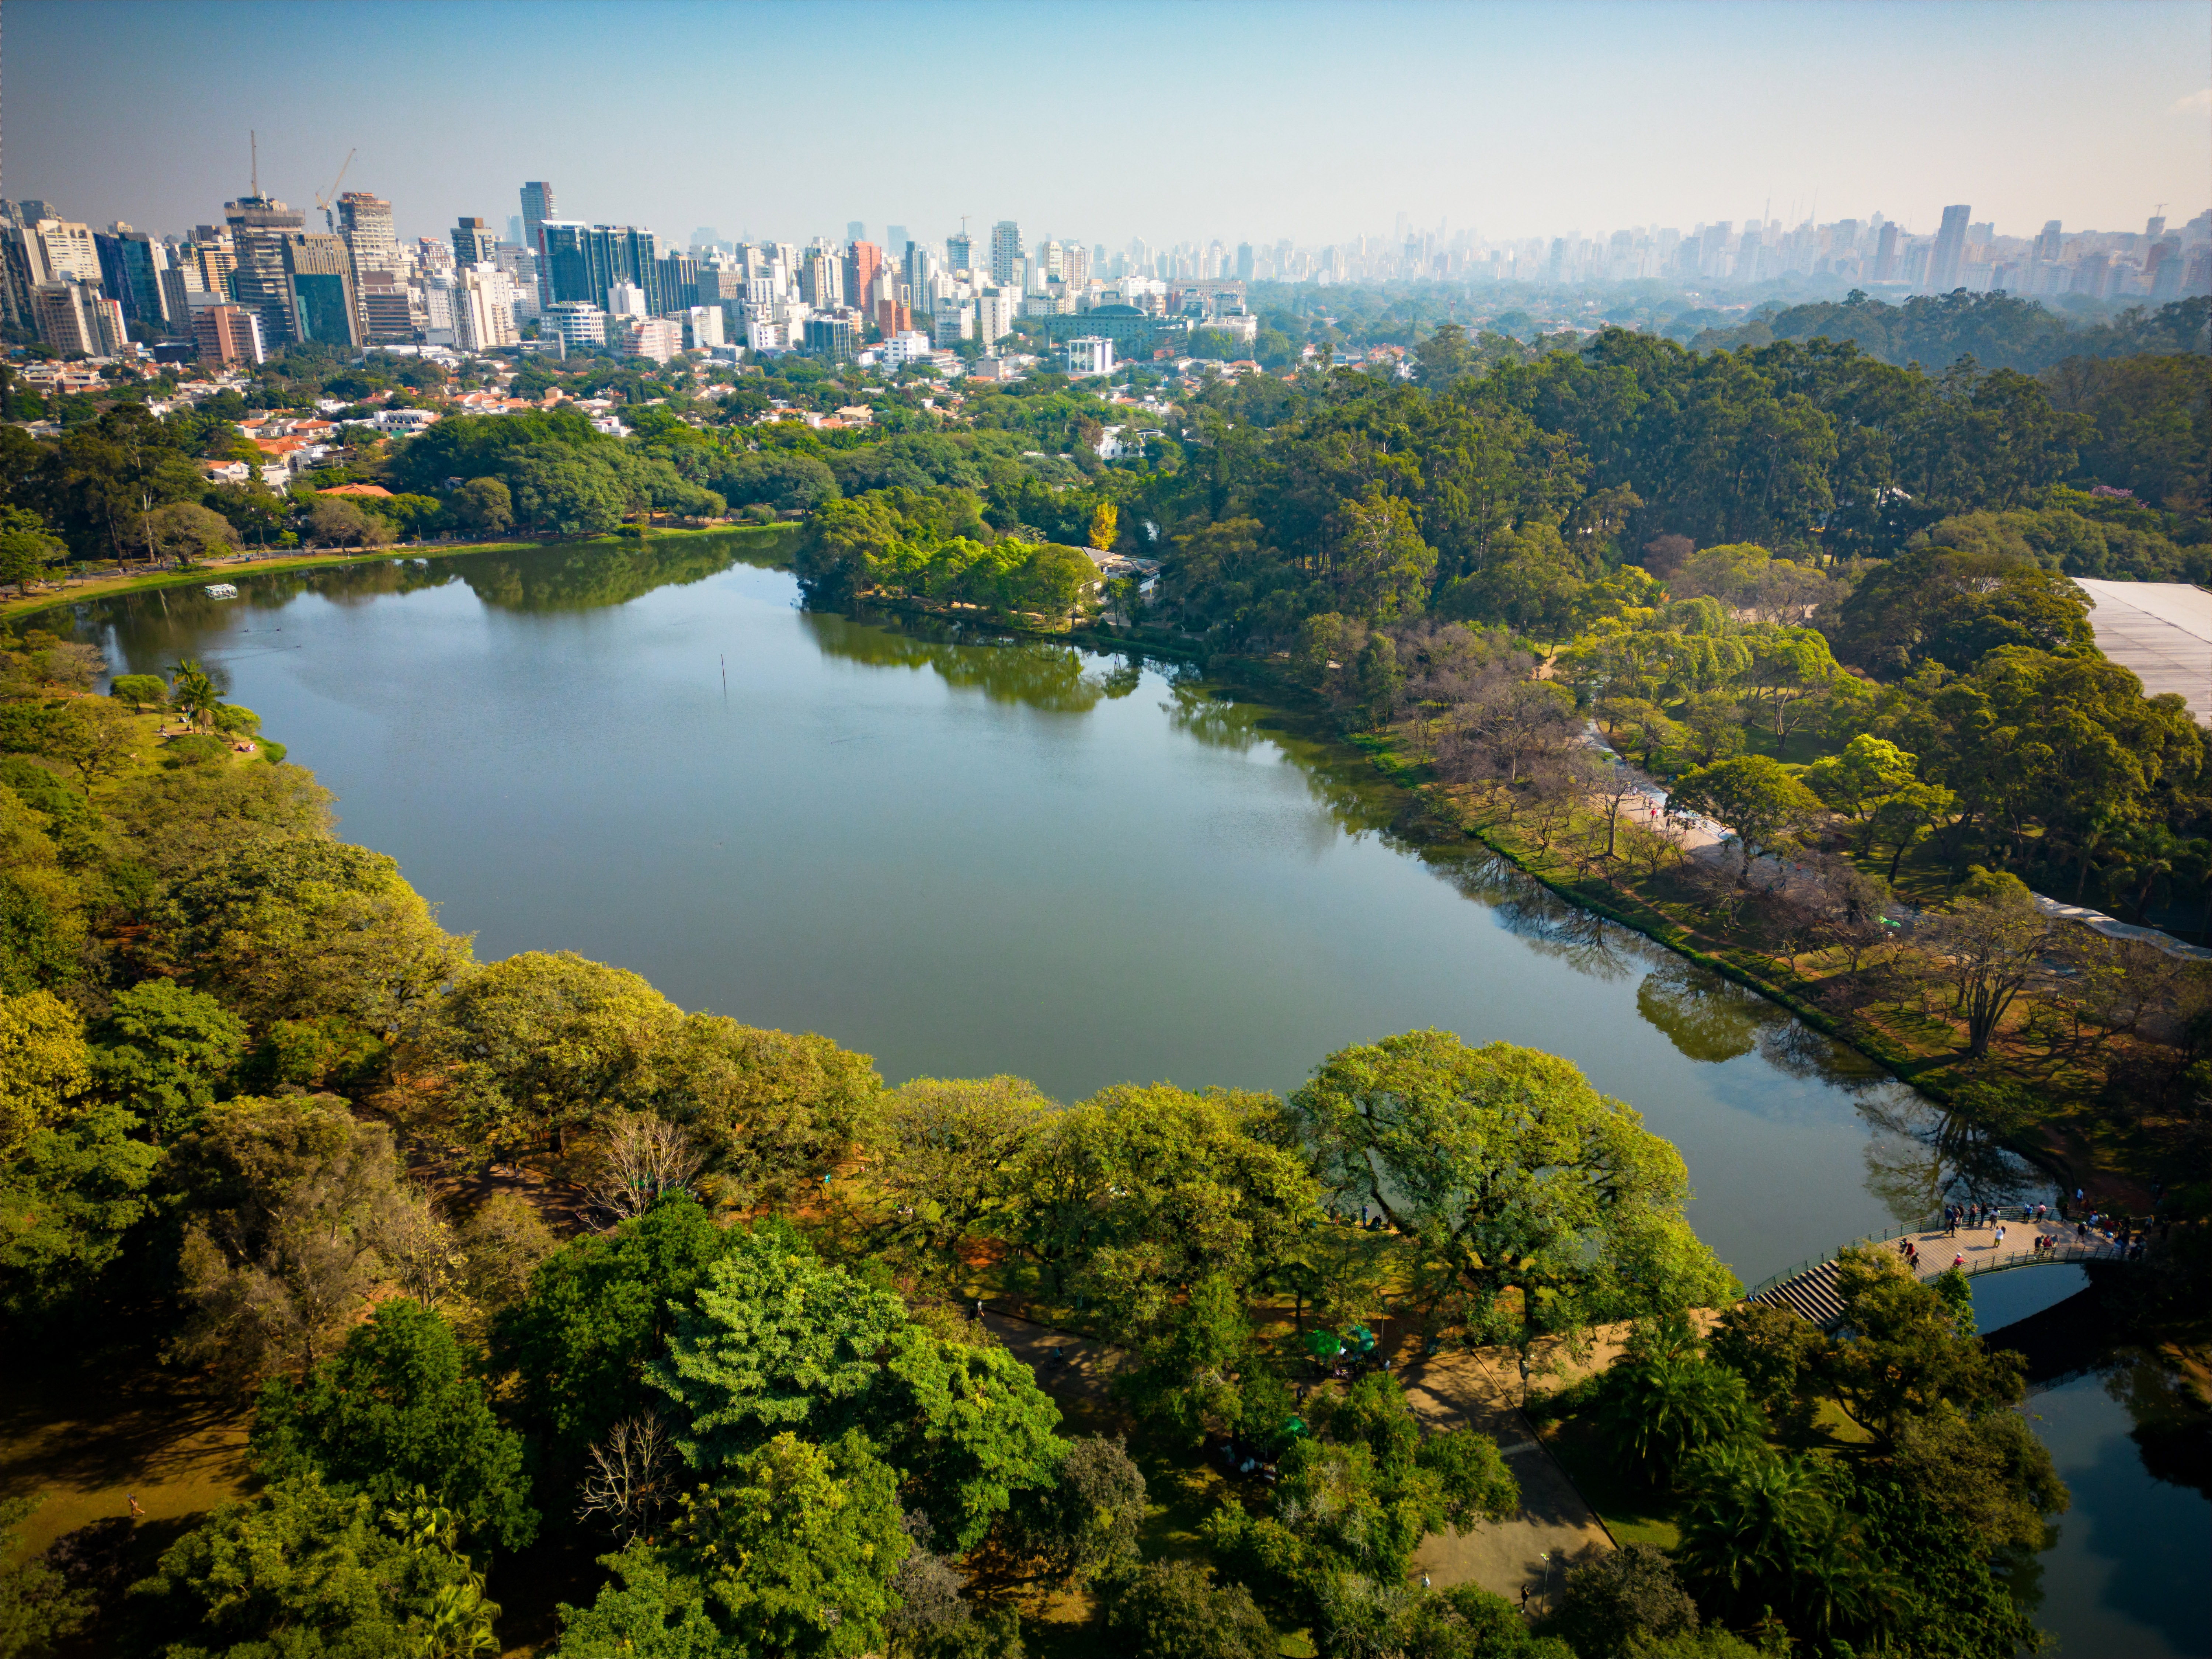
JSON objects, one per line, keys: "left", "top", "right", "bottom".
{"left": 59, "top": 532, "right": 2036, "bottom": 1285}
{"left": 48, "top": 531, "right": 2209, "bottom": 1653}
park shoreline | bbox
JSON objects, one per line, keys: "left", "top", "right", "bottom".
{"left": 0, "top": 524, "right": 770, "bottom": 627}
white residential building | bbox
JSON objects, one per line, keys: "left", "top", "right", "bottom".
{"left": 620, "top": 317, "right": 682, "bottom": 363}
{"left": 453, "top": 264, "right": 519, "bottom": 353}
{"left": 680, "top": 305, "right": 725, "bottom": 348}
{"left": 878, "top": 329, "right": 934, "bottom": 369}
{"left": 545, "top": 301, "right": 607, "bottom": 347}
{"left": 975, "top": 289, "right": 1016, "bottom": 345}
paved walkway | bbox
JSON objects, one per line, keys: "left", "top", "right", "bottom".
{"left": 1400, "top": 1347, "right": 1613, "bottom": 1610}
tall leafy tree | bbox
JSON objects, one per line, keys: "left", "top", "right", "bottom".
{"left": 251, "top": 1299, "right": 539, "bottom": 1549}
{"left": 1288, "top": 1032, "right": 1735, "bottom": 1375}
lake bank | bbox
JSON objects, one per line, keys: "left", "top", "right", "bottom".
{"left": 0, "top": 523, "right": 796, "bottom": 627}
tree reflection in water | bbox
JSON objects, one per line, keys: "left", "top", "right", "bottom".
{"left": 1856, "top": 1088, "right": 2044, "bottom": 1224}
{"left": 1637, "top": 958, "right": 1763, "bottom": 1062}
{"left": 806, "top": 612, "right": 1133, "bottom": 714}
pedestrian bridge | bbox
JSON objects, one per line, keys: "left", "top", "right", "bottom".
{"left": 1747, "top": 1217, "right": 2135, "bottom": 1332}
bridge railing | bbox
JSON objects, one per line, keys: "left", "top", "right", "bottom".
{"left": 1744, "top": 1215, "right": 1940, "bottom": 1301}
{"left": 1748, "top": 1216, "right": 2143, "bottom": 1301}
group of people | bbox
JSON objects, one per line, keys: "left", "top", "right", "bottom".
{"left": 1923, "top": 1196, "right": 2164, "bottom": 1267}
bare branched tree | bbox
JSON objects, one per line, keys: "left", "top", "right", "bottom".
{"left": 582, "top": 1110, "right": 703, "bottom": 1229}
{"left": 576, "top": 1412, "right": 674, "bottom": 1539}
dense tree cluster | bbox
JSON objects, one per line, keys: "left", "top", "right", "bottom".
{"left": 1535, "top": 1253, "right": 2067, "bottom": 1658}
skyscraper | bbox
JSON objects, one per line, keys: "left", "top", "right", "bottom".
{"left": 519, "top": 181, "right": 555, "bottom": 303}
{"left": 845, "top": 240, "right": 882, "bottom": 313}
{"left": 539, "top": 223, "right": 671, "bottom": 313}
{"left": 452, "top": 217, "right": 497, "bottom": 265}
{"left": 94, "top": 225, "right": 174, "bottom": 331}
{"left": 1237, "top": 242, "right": 1254, "bottom": 282}
{"left": 1873, "top": 221, "right": 1901, "bottom": 281}
{"left": 945, "top": 231, "right": 971, "bottom": 274}
{"left": 1927, "top": 204, "right": 1970, "bottom": 291}
{"left": 282, "top": 233, "right": 361, "bottom": 347}
{"left": 335, "top": 192, "right": 397, "bottom": 277}
{"left": 225, "top": 193, "right": 308, "bottom": 347}
{"left": 2033, "top": 220, "right": 2063, "bottom": 263}
{"left": 990, "top": 220, "right": 1022, "bottom": 287}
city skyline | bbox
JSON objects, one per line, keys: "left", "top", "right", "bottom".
{"left": 2, "top": 0, "right": 2205, "bottom": 250}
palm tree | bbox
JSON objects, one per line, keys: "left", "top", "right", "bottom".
{"left": 168, "top": 659, "right": 220, "bottom": 731}
{"left": 1597, "top": 1353, "right": 1760, "bottom": 1488}
{"left": 1676, "top": 1444, "right": 1833, "bottom": 1616}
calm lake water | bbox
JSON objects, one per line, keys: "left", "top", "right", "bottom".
{"left": 61, "top": 533, "right": 2034, "bottom": 1284}
{"left": 1974, "top": 1270, "right": 2212, "bottom": 1659}
{"left": 47, "top": 532, "right": 2208, "bottom": 1651}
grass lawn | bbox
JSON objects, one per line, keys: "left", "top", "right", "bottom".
{"left": 0, "top": 1324, "right": 254, "bottom": 1579}
{"left": 1538, "top": 1415, "right": 1682, "bottom": 1551}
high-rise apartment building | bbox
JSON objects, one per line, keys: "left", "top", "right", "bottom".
{"left": 2033, "top": 220, "right": 2063, "bottom": 264}
{"left": 32, "top": 278, "right": 126, "bottom": 356}
{"left": 191, "top": 301, "right": 265, "bottom": 366}
{"left": 452, "top": 217, "right": 497, "bottom": 265}
{"left": 519, "top": 180, "right": 555, "bottom": 302}
{"left": 493, "top": 245, "right": 540, "bottom": 318}
{"left": 453, "top": 265, "right": 519, "bottom": 353}
{"left": 990, "top": 220, "right": 1022, "bottom": 286}
{"left": 192, "top": 240, "right": 237, "bottom": 299}
{"left": 844, "top": 241, "right": 881, "bottom": 316}
{"left": 357, "top": 271, "right": 417, "bottom": 343}
{"left": 975, "top": 289, "right": 1015, "bottom": 346}
{"left": 225, "top": 194, "right": 308, "bottom": 347}
{"left": 335, "top": 192, "right": 397, "bottom": 277}
{"left": 800, "top": 246, "right": 843, "bottom": 307}
{"left": 946, "top": 232, "right": 972, "bottom": 274}
{"left": 1927, "top": 204, "right": 1970, "bottom": 291}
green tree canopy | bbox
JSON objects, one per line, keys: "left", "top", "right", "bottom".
{"left": 1288, "top": 1032, "right": 1735, "bottom": 1368}
{"left": 250, "top": 1298, "right": 539, "bottom": 1549}
{"left": 126, "top": 1475, "right": 495, "bottom": 1659}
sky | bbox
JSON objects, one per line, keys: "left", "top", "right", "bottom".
{"left": 3, "top": 0, "right": 2207, "bottom": 251}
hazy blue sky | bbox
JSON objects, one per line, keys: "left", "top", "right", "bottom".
{"left": 4, "top": 0, "right": 2206, "bottom": 248}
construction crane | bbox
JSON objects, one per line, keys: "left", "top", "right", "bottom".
{"left": 316, "top": 148, "right": 356, "bottom": 233}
